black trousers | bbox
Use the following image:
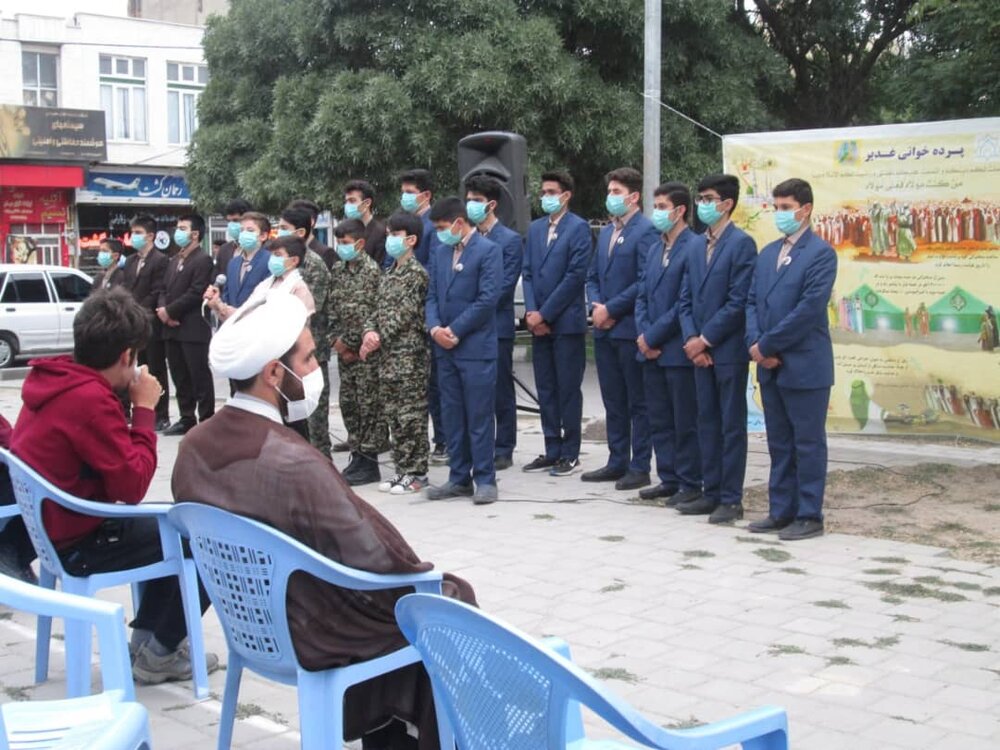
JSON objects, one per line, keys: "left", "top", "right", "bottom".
{"left": 58, "top": 517, "right": 211, "bottom": 650}
{"left": 139, "top": 331, "right": 170, "bottom": 422}
{"left": 165, "top": 339, "right": 215, "bottom": 424}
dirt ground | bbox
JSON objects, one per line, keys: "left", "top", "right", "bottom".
{"left": 743, "top": 462, "right": 1000, "bottom": 565}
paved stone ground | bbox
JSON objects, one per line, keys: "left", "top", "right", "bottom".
{"left": 1, "top": 373, "right": 999, "bottom": 749}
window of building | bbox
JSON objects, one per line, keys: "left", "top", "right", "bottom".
{"left": 167, "top": 62, "right": 207, "bottom": 145}
{"left": 99, "top": 54, "right": 147, "bottom": 141}
{"left": 22, "top": 50, "right": 59, "bottom": 107}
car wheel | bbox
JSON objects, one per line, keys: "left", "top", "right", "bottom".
{"left": 0, "top": 333, "right": 17, "bottom": 369}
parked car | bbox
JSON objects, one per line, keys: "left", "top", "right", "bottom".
{"left": 0, "top": 264, "right": 93, "bottom": 368}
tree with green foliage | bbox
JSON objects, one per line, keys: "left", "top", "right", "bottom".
{"left": 186, "top": 0, "right": 783, "bottom": 217}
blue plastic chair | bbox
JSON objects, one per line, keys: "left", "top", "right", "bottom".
{"left": 0, "top": 573, "right": 152, "bottom": 749}
{"left": 395, "top": 594, "right": 790, "bottom": 750}
{"left": 167, "top": 502, "right": 454, "bottom": 750}
{"left": 0, "top": 448, "right": 210, "bottom": 699}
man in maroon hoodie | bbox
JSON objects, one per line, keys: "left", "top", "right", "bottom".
{"left": 1, "top": 412, "right": 37, "bottom": 582}
{"left": 11, "top": 288, "right": 216, "bottom": 684}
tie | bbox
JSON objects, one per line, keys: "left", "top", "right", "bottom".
{"left": 776, "top": 238, "right": 793, "bottom": 270}
{"left": 661, "top": 242, "right": 671, "bottom": 267}
{"left": 546, "top": 221, "right": 558, "bottom": 247}
{"left": 137, "top": 257, "right": 145, "bottom": 274}
{"left": 706, "top": 233, "right": 718, "bottom": 265}
{"left": 608, "top": 220, "right": 624, "bottom": 259}
{"left": 240, "top": 257, "right": 251, "bottom": 283}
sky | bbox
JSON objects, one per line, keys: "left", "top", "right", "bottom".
{"left": 0, "top": 0, "right": 128, "bottom": 18}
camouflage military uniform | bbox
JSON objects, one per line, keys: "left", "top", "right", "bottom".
{"left": 329, "top": 251, "right": 386, "bottom": 455}
{"left": 299, "top": 248, "right": 334, "bottom": 458}
{"left": 364, "top": 256, "right": 430, "bottom": 476}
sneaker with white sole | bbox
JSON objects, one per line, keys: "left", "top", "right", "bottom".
{"left": 390, "top": 474, "right": 428, "bottom": 495}
{"left": 379, "top": 473, "right": 403, "bottom": 492}
{"left": 132, "top": 642, "right": 219, "bottom": 685}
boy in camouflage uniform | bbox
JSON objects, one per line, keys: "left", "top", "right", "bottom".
{"left": 329, "top": 219, "right": 385, "bottom": 486}
{"left": 360, "top": 212, "right": 430, "bottom": 494}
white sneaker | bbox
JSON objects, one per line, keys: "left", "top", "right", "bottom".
{"left": 390, "top": 474, "right": 429, "bottom": 495}
{"left": 379, "top": 473, "right": 403, "bottom": 492}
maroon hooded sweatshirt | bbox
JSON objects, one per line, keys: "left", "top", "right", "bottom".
{"left": 11, "top": 356, "right": 157, "bottom": 549}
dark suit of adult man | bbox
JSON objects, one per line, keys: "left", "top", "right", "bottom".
{"left": 222, "top": 248, "right": 270, "bottom": 309}
{"left": 159, "top": 246, "right": 215, "bottom": 430}
{"left": 635, "top": 226, "right": 703, "bottom": 500}
{"left": 522, "top": 210, "right": 592, "bottom": 470}
{"left": 309, "top": 236, "right": 336, "bottom": 271}
{"left": 482, "top": 220, "right": 523, "bottom": 465}
{"left": 747, "top": 225, "right": 837, "bottom": 536}
{"left": 125, "top": 247, "right": 170, "bottom": 426}
{"left": 679, "top": 222, "right": 756, "bottom": 516}
{"left": 215, "top": 240, "right": 237, "bottom": 277}
{"left": 426, "top": 230, "right": 502, "bottom": 494}
{"left": 587, "top": 211, "right": 659, "bottom": 482}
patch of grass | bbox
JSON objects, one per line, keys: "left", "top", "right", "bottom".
{"left": 984, "top": 503, "right": 1000, "bottom": 512}
{"left": 832, "top": 635, "right": 899, "bottom": 650}
{"left": 913, "top": 575, "right": 945, "bottom": 585}
{"left": 0, "top": 612, "right": 11, "bottom": 621}
{"left": 862, "top": 568, "right": 902, "bottom": 575}
{"left": 664, "top": 716, "right": 703, "bottom": 730}
{"left": 891, "top": 614, "right": 920, "bottom": 623}
{"left": 532, "top": 513, "right": 555, "bottom": 521}
{"left": 932, "top": 521, "right": 974, "bottom": 534}
{"left": 735, "top": 535, "right": 781, "bottom": 546}
{"left": 882, "top": 595, "right": 904, "bottom": 604}
{"left": 2, "top": 685, "right": 31, "bottom": 700}
{"left": 930, "top": 566, "right": 987, "bottom": 577}
{"left": 984, "top": 587, "right": 1000, "bottom": 597}
{"left": 865, "top": 580, "right": 967, "bottom": 602}
{"left": 871, "top": 556, "right": 910, "bottom": 564}
{"left": 780, "top": 567, "right": 807, "bottom": 575}
{"left": 588, "top": 667, "right": 640, "bottom": 684}
{"left": 768, "top": 643, "right": 807, "bottom": 656}
{"left": 754, "top": 547, "right": 792, "bottom": 563}
{"left": 599, "top": 535, "right": 626, "bottom": 543}
{"left": 825, "top": 655, "right": 856, "bottom": 667}
{"left": 939, "top": 639, "right": 990, "bottom": 653}
{"left": 813, "top": 599, "right": 850, "bottom": 609}
{"left": 683, "top": 550, "right": 715, "bottom": 559}
{"left": 600, "top": 579, "right": 627, "bottom": 593}
{"left": 679, "top": 563, "right": 702, "bottom": 570}
{"left": 163, "top": 702, "right": 195, "bottom": 712}
{"left": 950, "top": 581, "right": 982, "bottom": 591}
{"left": 52, "top": 633, "right": 64, "bottom": 641}
{"left": 236, "top": 703, "right": 266, "bottom": 720}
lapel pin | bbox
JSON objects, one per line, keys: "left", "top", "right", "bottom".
{"left": 552, "top": 233, "right": 558, "bottom": 241}
{"left": 781, "top": 256, "right": 792, "bottom": 267}
{"left": 455, "top": 263, "right": 464, "bottom": 272}
{"left": 617, "top": 236, "right": 625, "bottom": 245}
{"left": 663, "top": 259, "right": 670, "bottom": 268}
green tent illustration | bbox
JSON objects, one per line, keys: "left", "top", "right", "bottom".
{"left": 928, "top": 286, "right": 994, "bottom": 334}
{"left": 850, "top": 284, "right": 905, "bottom": 331}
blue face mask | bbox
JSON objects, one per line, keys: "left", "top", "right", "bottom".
{"left": 336, "top": 242, "right": 358, "bottom": 262}
{"left": 605, "top": 194, "right": 628, "bottom": 217}
{"left": 226, "top": 221, "right": 241, "bottom": 240}
{"left": 386, "top": 234, "right": 409, "bottom": 259}
{"left": 652, "top": 208, "right": 677, "bottom": 233}
{"left": 173, "top": 228, "right": 191, "bottom": 247}
{"left": 344, "top": 202, "right": 363, "bottom": 220}
{"left": 466, "top": 200, "right": 489, "bottom": 224}
{"left": 697, "top": 200, "right": 725, "bottom": 227}
{"left": 277, "top": 228, "right": 294, "bottom": 237}
{"left": 268, "top": 254, "right": 288, "bottom": 277}
{"left": 400, "top": 192, "right": 420, "bottom": 212}
{"left": 436, "top": 225, "right": 462, "bottom": 246}
{"left": 774, "top": 209, "right": 802, "bottom": 236}
{"left": 97, "top": 251, "right": 113, "bottom": 268}
{"left": 118, "top": 255, "right": 127, "bottom": 269}
{"left": 130, "top": 233, "right": 147, "bottom": 251}
{"left": 541, "top": 194, "right": 562, "bottom": 215}
{"left": 238, "top": 230, "right": 259, "bottom": 250}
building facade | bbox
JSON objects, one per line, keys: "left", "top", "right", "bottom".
{"left": 0, "top": 12, "right": 206, "bottom": 271}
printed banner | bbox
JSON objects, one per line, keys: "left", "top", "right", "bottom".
{"left": 724, "top": 117, "right": 1000, "bottom": 440}
{"left": 0, "top": 104, "right": 107, "bottom": 162}
{"left": 77, "top": 170, "right": 192, "bottom": 205}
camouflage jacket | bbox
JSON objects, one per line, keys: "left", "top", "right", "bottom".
{"left": 364, "top": 256, "right": 429, "bottom": 355}
{"left": 329, "top": 251, "right": 380, "bottom": 352}
{"left": 299, "top": 248, "right": 333, "bottom": 361}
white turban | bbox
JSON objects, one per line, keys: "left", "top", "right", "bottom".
{"left": 209, "top": 292, "right": 309, "bottom": 380}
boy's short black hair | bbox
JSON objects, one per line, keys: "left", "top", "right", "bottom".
{"left": 772, "top": 178, "right": 814, "bottom": 206}
{"left": 224, "top": 198, "right": 252, "bottom": 217}
{"left": 696, "top": 173, "right": 740, "bottom": 208}
{"left": 333, "top": 219, "right": 366, "bottom": 241}
{"left": 605, "top": 167, "right": 642, "bottom": 195}
{"left": 101, "top": 238, "right": 125, "bottom": 256}
{"left": 265, "top": 234, "right": 307, "bottom": 263}
{"left": 280, "top": 206, "right": 313, "bottom": 234}
{"left": 653, "top": 181, "right": 692, "bottom": 219}
{"left": 541, "top": 170, "right": 574, "bottom": 193}
{"left": 344, "top": 179, "right": 375, "bottom": 204}
{"left": 73, "top": 288, "right": 151, "bottom": 370}
{"left": 178, "top": 213, "right": 206, "bottom": 239}
{"left": 428, "top": 196, "right": 466, "bottom": 224}
{"left": 288, "top": 199, "right": 321, "bottom": 225}
{"left": 465, "top": 174, "right": 502, "bottom": 203}
{"left": 386, "top": 210, "right": 423, "bottom": 242}
{"left": 130, "top": 214, "right": 156, "bottom": 235}
{"left": 398, "top": 169, "right": 433, "bottom": 193}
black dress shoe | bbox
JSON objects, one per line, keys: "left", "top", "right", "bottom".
{"left": 342, "top": 452, "right": 360, "bottom": 478}
{"left": 747, "top": 516, "right": 794, "bottom": 534}
{"left": 665, "top": 488, "right": 701, "bottom": 507}
{"left": 580, "top": 465, "right": 627, "bottom": 483}
{"left": 677, "top": 496, "right": 718, "bottom": 515}
{"left": 161, "top": 420, "right": 194, "bottom": 436}
{"left": 494, "top": 456, "right": 513, "bottom": 471}
{"left": 615, "top": 471, "right": 650, "bottom": 491}
{"left": 709, "top": 503, "right": 744, "bottom": 524}
{"left": 345, "top": 456, "right": 380, "bottom": 486}
{"left": 639, "top": 483, "right": 678, "bottom": 501}
{"left": 155, "top": 418, "right": 171, "bottom": 432}
{"left": 778, "top": 519, "right": 825, "bottom": 541}
{"left": 332, "top": 441, "right": 351, "bottom": 453}
{"left": 523, "top": 455, "right": 558, "bottom": 472}
{"left": 426, "top": 482, "right": 475, "bottom": 500}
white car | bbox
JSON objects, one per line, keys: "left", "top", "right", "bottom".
{"left": 0, "top": 264, "right": 93, "bottom": 368}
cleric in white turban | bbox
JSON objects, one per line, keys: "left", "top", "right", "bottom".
{"left": 172, "top": 293, "right": 476, "bottom": 750}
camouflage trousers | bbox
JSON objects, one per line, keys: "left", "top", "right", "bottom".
{"left": 339, "top": 355, "right": 387, "bottom": 455}
{"left": 378, "top": 346, "right": 430, "bottom": 476}
{"left": 306, "top": 358, "right": 332, "bottom": 459}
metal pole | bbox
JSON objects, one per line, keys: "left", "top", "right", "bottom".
{"left": 642, "top": 0, "right": 661, "bottom": 212}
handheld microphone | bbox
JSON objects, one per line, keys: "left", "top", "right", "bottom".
{"left": 202, "top": 274, "right": 228, "bottom": 322}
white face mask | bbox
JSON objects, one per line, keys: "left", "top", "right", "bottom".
{"left": 275, "top": 362, "right": 324, "bottom": 422}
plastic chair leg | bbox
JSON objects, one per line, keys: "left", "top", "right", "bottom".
{"left": 177, "top": 561, "right": 209, "bottom": 698}
{"left": 217, "top": 657, "right": 243, "bottom": 750}
{"left": 34, "top": 566, "right": 56, "bottom": 684}
{"left": 298, "top": 670, "right": 342, "bottom": 750}
{"left": 64, "top": 615, "right": 92, "bottom": 698}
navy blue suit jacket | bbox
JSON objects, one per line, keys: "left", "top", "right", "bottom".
{"left": 635, "top": 228, "right": 699, "bottom": 367}
{"left": 426, "top": 232, "right": 502, "bottom": 360}
{"left": 679, "top": 222, "right": 757, "bottom": 365}
{"left": 522, "top": 211, "right": 592, "bottom": 335}
{"left": 415, "top": 211, "right": 442, "bottom": 270}
{"left": 483, "top": 221, "right": 523, "bottom": 340}
{"left": 587, "top": 212, "right": 660, "bottom": 340}
{"left": 222, "top": 248, "right": 271, "bottom": 308}
{"left": 746, "top": 228, "right": 838, "bottom": 389}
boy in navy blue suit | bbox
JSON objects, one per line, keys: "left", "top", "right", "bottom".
{"left": 222, "top": 212, "right": 272, "bottom": 309}
{"left": 746, "top": 178, "right": 838, "bottom": 541}
{"left": 465, "top": 175, "right": 523, "bottom": 472}
{"left": 425, "top": 197, "right": 502, "bottom": 504}
{"left": 678, "top": 174, "right": 757, "bottom": 524}
{"left": 635, "top": 182, "right": 704, "bottom": 506}
{"left": 585, "top": 167, "right": 660, "bottom": 490}
{"left": 521, "top": 171, "right": 592, "bottom": 477}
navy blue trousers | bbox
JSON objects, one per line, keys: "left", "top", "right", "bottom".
{"left": 643, "top": 362, "right": 702, "bottom": 491}
{"left": 594, "top": 337, "right": 650, "bottom": 473}
{"left": 532, "top": 334, "right": 585, "bottom": 462}
{"left": 437, "top": 355, "right": 497, "bottom": 488}
{"left": 693, "top": 362, "right": 748, "bottom": 506}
